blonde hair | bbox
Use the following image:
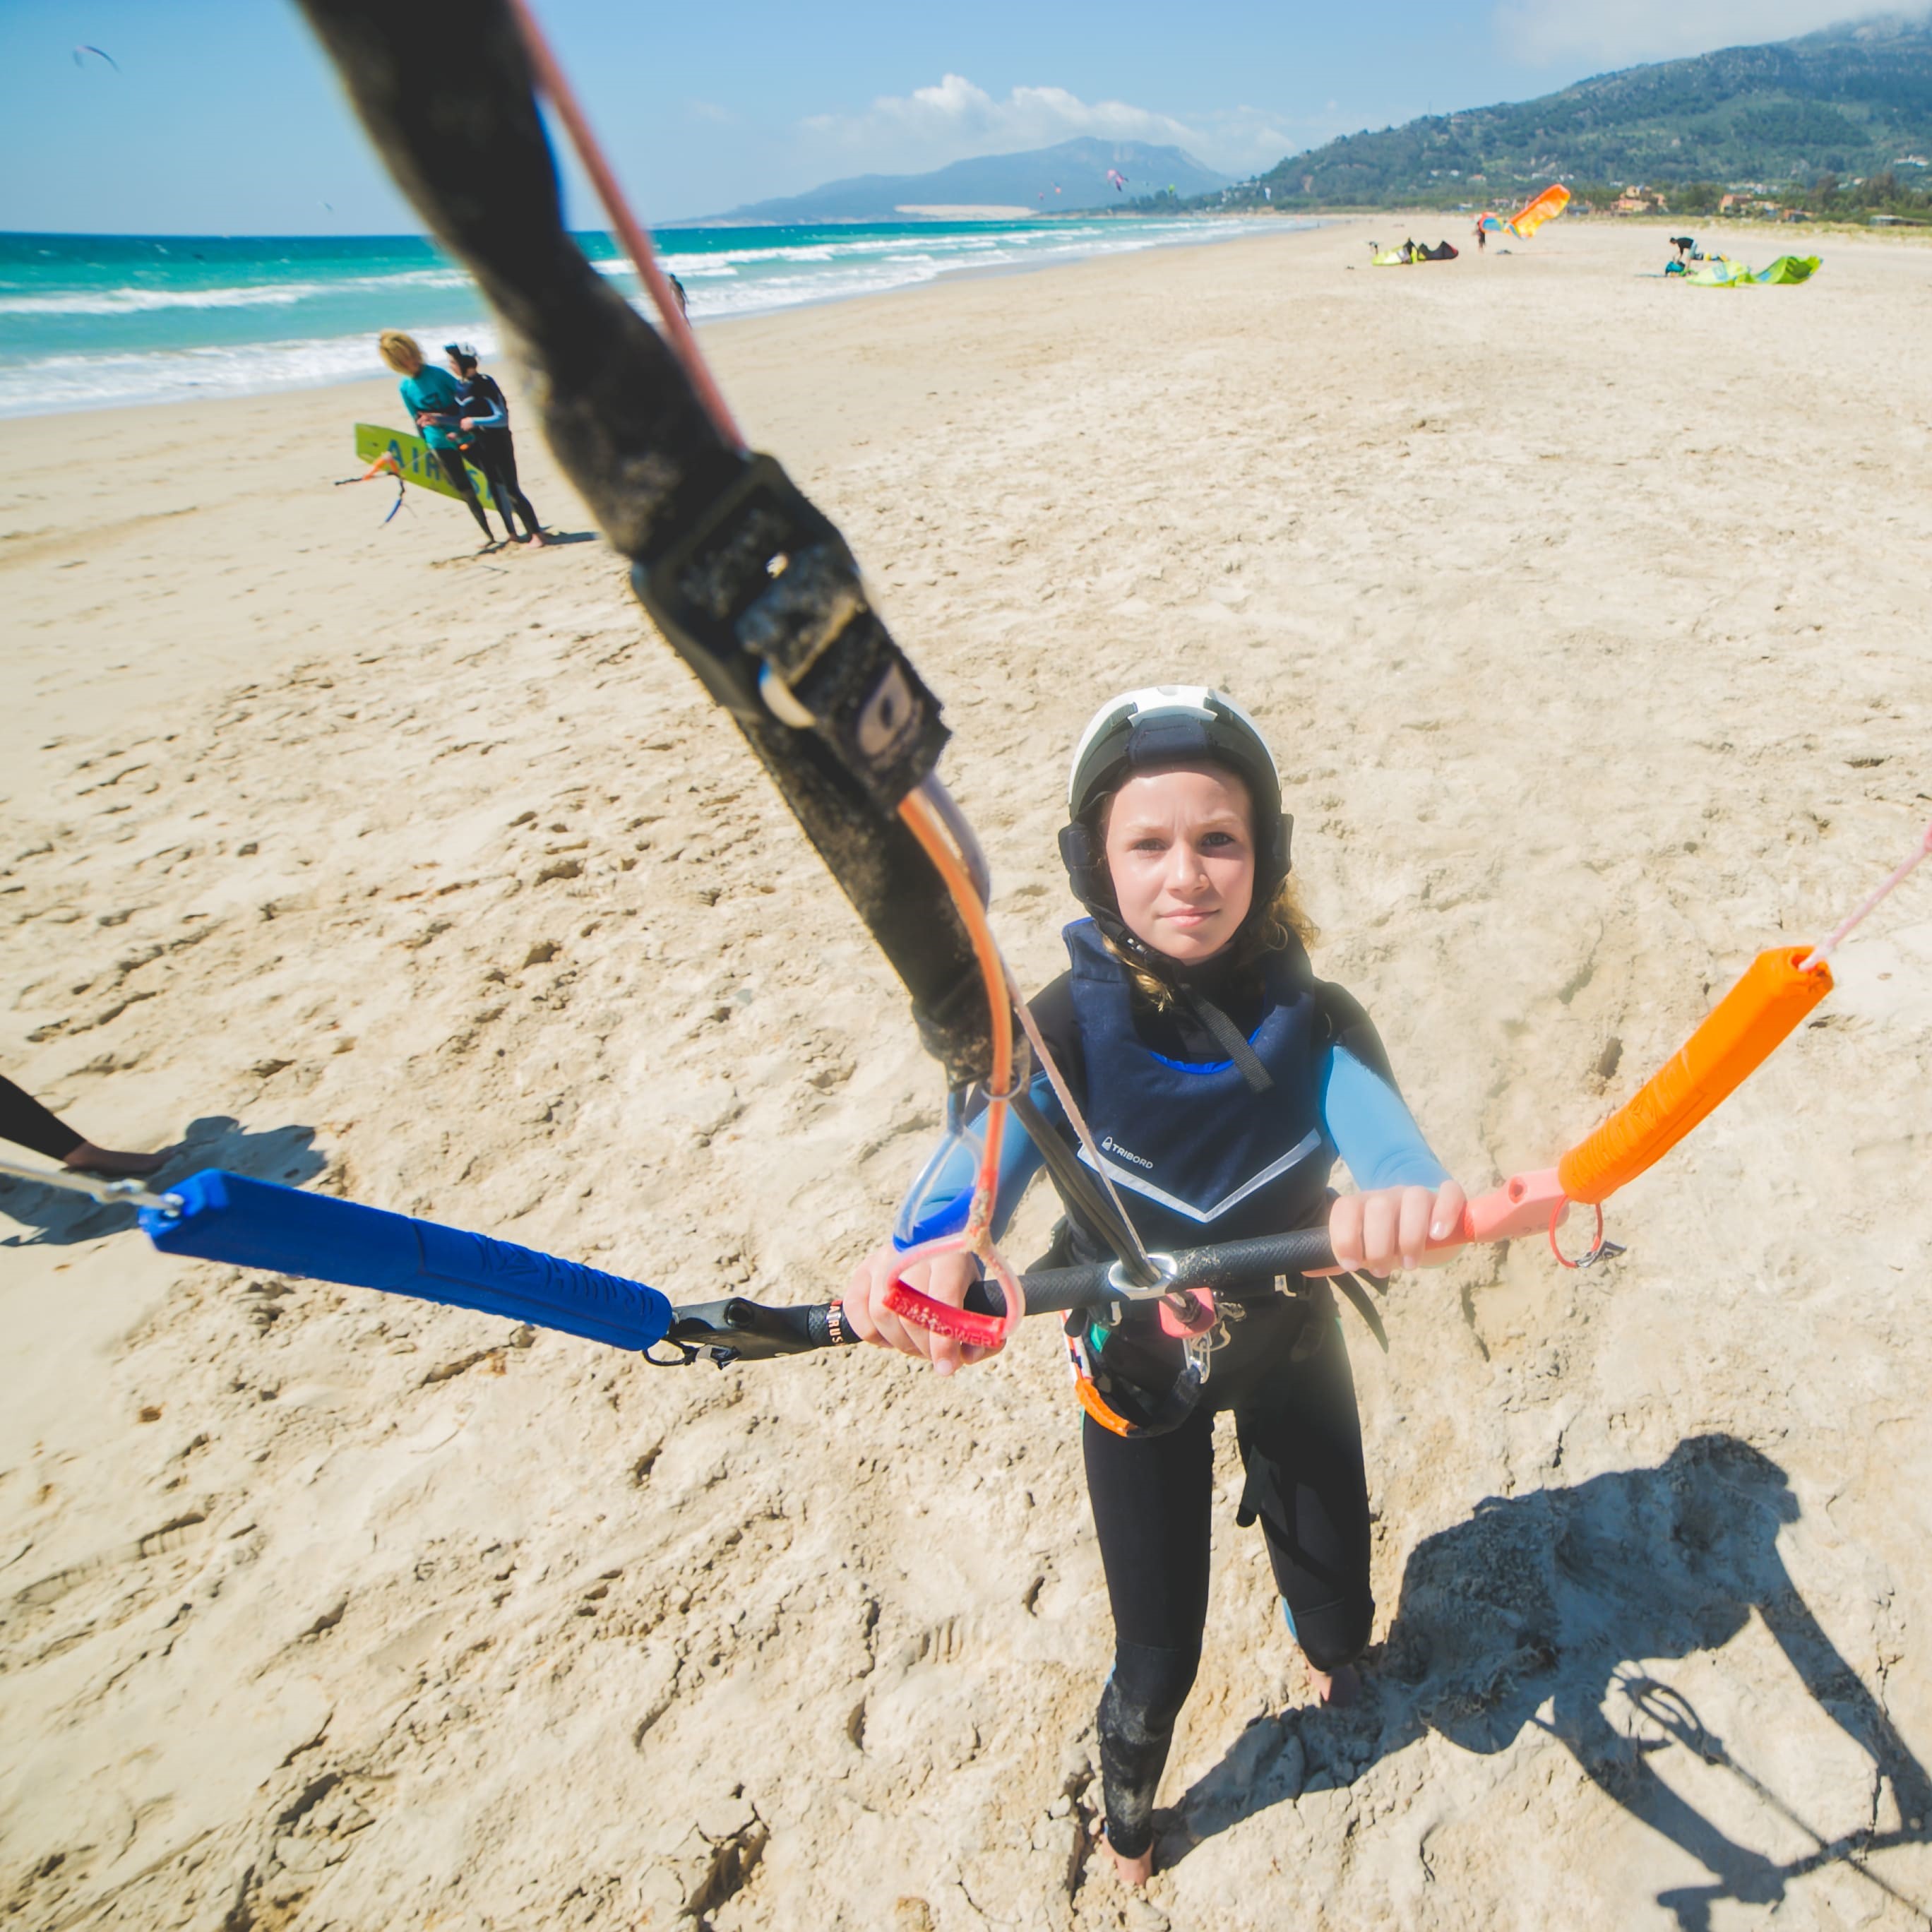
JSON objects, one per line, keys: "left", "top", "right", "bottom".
{"left": 377, "top": 330, "right": 424, "bottom": 374}
{"left": 1091, "top": 774, "right": 1318, "bottom": 1010}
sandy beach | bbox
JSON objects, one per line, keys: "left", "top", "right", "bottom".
{"left": 3, "top": 215, "right": 1931, "bottom": 1929}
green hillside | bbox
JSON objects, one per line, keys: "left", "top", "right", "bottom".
{"left": 1233, "top": 16, "right": 1932, "bottom": 210}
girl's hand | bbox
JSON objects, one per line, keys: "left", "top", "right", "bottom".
{"left": 842, "top": 1245, "right": 993, "bottom": 1378}
{"left": 1328, "top": 1179, "right": 1467, "bottom": 1277}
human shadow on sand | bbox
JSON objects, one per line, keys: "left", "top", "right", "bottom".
{"left": 1170, "top": 1435, "right": 1930, "bottom": 1928}
{"left": 0, "top": 1115, "right": 326, "bottom": 1248}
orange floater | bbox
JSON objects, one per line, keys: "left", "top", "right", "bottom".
{"left": 1439, "top": 817, "right": 1929, "bottom": 1261}
{"left": 1556, "top": 948, "right": 1832, "bottom": 1205}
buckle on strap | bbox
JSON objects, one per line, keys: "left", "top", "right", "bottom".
{"left": 632, "top": 452, "right": 948, "bottom": 810}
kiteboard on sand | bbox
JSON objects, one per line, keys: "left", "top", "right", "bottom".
{"left": 354, "top": 422, "right": 490, "bottom": 503}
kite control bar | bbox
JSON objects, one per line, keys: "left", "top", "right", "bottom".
{"left": 3, "top": 937, "right": 1847, "bottom": 1369}
{"left": 662, "top": 1167, "right": 1582, "bottom": 1366}
{"left": 662, "top": 1234, "right": 1337, "bottom": 1368}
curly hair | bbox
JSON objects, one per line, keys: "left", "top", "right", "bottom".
{"left": 376, "top": 330, "right": 424, "bottom": 374}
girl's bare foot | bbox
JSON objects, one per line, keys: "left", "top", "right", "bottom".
{"left": 1102, "top": 1831, "right": 1153, "bottom": 1889}
{"left": 1307, "top": 1662, "right": 1361, "bottom": 1707}
{"left": 523, "top": 530, "right": 548, "bottom": 547}
{"left": 62, "top": 1141, "right": 167, "bottom": 1178}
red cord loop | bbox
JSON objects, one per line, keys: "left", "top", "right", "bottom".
{"left": 1549, "top": 1198, "right": 1606, "bottom": 1270}
{"left": 884, "top": 1276, "right": 1008, "bottom": 1352}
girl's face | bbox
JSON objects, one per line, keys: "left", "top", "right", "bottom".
{"left": 1102, "top": 765, "right": 1256, "bottom": 964}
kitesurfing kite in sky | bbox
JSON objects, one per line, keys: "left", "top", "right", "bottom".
{"left": 73, "top": 44, "right": 119, "bottom": 71}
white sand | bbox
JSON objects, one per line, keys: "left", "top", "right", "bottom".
{"left": 2, "top": 217, "right": 1930, "bottom": 1929}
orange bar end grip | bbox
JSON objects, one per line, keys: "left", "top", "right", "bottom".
{"left": 1556, "top": 947, "right": 1832, "bottom": 1207}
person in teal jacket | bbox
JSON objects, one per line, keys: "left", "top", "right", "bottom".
{"left": 376, "top": 330, "right": 506, "bottom": 546}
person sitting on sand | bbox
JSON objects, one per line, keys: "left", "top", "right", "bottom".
{"left": 444, "top": 343, "right": 546, "bottom": 547}
{"left": 843, "top": 686, "right": 1464, "bottom": 1890}
{"left": 376, "top": 330, "right": 507, "bottom": 547}
{"left": 1, "top": 1073, "right": 167, "bottom": 1177}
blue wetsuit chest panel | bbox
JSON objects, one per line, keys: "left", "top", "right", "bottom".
{"left": 1063, "top": 921, "right": 1332, "bottom": 1249}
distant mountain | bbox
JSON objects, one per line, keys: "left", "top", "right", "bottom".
{"left": 698, "top": 138, "right": 1228, "bottom": 225}
{"left": 1244, "top": 14, "right": 1932, "bottom": 207}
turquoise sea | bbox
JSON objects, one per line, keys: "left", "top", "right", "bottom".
{"left": 0, "top": 216, "right": 1297, "bottom": 419}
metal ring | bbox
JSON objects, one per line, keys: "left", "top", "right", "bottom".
{"left": 643, "top": 1338, "right": 702, "bottom": 1367}
{"left": 982, "top": 1063, "right": 1028, "bottom": 1104}
{"left": 1107, "top": 1250, "right": 1179, "bottom": 1299}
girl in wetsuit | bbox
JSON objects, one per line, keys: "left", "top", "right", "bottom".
{"left": 445, "top": 343, "right": 546, "bottom": 546}
{"left": 845, "top": 686, "right": 1464, "bottom": 1889}
{"left": 376, "top": 330, "right": 506, "bottom": 547}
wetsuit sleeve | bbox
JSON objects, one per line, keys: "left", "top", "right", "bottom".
{"left": 463, "top": 377, "right": 508, "bottom": 431}
{"left": 1318, "top": 1043, "right": 1448, "bottom": 1190}
{"left": 891, "top": 1073, "right": 1051, "bottom": 1249}
{"left": 890, "top": 972, "right": 1080, "bottom": 1250}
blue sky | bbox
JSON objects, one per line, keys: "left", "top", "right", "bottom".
{"left": 0, "top": 1, "right": 1871, "bottom": 233}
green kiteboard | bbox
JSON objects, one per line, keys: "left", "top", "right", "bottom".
{"left": 354, "top": 423, "right": 491, "bottom": 503}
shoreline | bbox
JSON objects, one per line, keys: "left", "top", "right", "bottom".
{"left": 0, "top": 214, "right": 1313, "bottom": 425}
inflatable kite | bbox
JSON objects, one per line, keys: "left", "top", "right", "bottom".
{"left": 1686, "top": 254, "right": 1821, "bottom": 287}
{"left": 1371, "top": 240, "right": 1459, "bottom": 265}
{"left": 1477, "top": 184, "right": 1570, "bottom": 240}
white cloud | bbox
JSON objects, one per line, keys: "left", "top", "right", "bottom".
{"left": 1492, "top": 1, "right": 1871, "bottom": 66}
{"left": 798, "top": 74, "right": 1299, "bottom": 178}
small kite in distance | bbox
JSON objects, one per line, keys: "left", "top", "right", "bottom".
{"left": 73, "top": 44, "right": 119, "bottom": 71}
{"left": 1107, "top": 168, "right": 1126, "bottom": 193}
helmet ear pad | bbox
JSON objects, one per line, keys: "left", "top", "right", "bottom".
{"left": 1058, "top": 820, "right": 1111, "bottom": 908}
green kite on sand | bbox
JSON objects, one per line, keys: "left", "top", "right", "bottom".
{"left": 1686, "top": 254, "right": 1822, "bottom": 287}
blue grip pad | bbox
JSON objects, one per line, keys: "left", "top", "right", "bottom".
{"left": 141, "top": 1169, "right": 670, "bottom": 1351}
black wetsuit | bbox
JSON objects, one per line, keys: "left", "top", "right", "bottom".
{"left": 1018, "top": 948, "right": 1428, "bottom": 1861}
{"left": 0, "top": 1075, "right": 80, "bottom": 1162}
{"left": 453, "top": 371, "right": 541, "bottom": 540}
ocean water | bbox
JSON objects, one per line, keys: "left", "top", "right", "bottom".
{"left": 0, "top": 216, "right": 1298, "bottom": 419}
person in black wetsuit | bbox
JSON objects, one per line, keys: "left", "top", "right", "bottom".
{"left": 444, "top": 344, "right": 546, "bottom": 547}
{"left": 845, "top": 686, "right": 1465, "bottom": 1890}
{"left": 1, "top": 1073, "right": 167, "bottom": 1176}
{"left": 377, "top": 330, "right": 506, "bottom": 547}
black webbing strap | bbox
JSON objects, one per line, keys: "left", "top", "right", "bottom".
{"left": 296, "top": 0, "right": 992, "bottom": 1085}
{"left": 1008, "top": 1089, "right": 1159, "bottom": 1288}
{"left": 1178, "top": 987, "right": 1274, "bottom": 1094}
